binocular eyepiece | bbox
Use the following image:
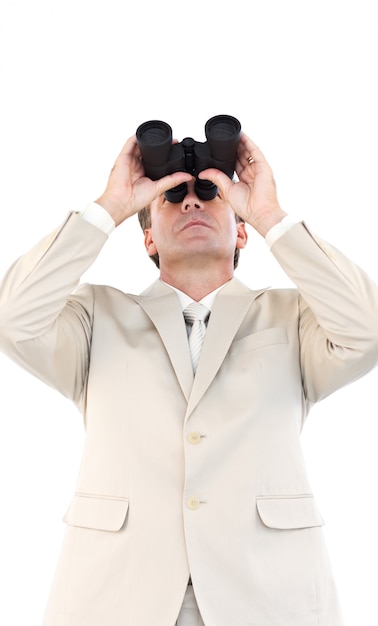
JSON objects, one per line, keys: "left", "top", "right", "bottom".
{"left": 136, "top": 115, "right": 241, "bottom": 202}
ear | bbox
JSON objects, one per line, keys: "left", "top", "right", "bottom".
{"left": 144, "top": 228, "right": 158, "bottom": 256}
{"left": 236, "top": 221, "right": 248, "bottom": 249}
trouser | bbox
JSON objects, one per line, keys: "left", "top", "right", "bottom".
{"left": 176, "top": 585, "right": 205, "bottom": 626}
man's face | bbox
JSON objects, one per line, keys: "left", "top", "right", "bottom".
{"left": 144, "top": 180, "right": 247, "bottom": 269}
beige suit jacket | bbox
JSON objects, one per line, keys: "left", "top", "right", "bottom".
{"left": 0, "top": 213, "right": 377, "bottom": 626}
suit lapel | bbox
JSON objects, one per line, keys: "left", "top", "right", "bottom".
{"left": 133, "top": 281, "right": 194, "bottom": 401}
{"left": 185, "top": 278, "right": 266, "bottom": 418}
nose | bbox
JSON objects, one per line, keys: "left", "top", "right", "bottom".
{"left": 181, "top": 185, "right": 204, "bottom": 213}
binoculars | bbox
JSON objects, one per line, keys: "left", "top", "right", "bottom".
{"left": 136, "top": 115, "right": 241, "bottom": 202}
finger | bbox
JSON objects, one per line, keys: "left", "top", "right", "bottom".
{"left": 198, "top": 168, "right": 234, "bottom": 198}
{"left": 238, "top": 132, "right": 267, "bottom": 165}
{"left": 198, "top": 167, "right": 232, "bottom": 186}
{"left": 116, "top": 134, "right": 138, "bottom": 160}
{"left": 155, "top": 171, "right": 193, "bottom": 196}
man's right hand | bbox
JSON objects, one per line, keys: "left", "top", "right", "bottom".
{"left": 95, "top": 135, "right": 193, "bottom": 227}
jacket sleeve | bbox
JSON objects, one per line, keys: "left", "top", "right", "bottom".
{"left": 270, "top": 221, "right": 378, "bottom": 404}
{"left": 0, "top": 212, "right": 108, "bottom": 406}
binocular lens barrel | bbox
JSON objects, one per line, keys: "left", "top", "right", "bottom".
{"left": 205, "top": 115, "right": 241, "bottom": 139}
{"left": 136, "top": 120, "right": 172, "bottom": 165}
{"left": 205, "top": 115, "right": 241, "bottom": 161}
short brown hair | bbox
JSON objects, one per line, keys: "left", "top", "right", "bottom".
{"left": 137, "top": 206, "right": 243, "bottom": 269}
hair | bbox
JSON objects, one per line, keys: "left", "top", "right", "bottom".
{"left": 137, "top": 206, "right": 244, "bottom": 270}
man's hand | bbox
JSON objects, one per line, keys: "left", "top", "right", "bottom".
{"left": 199, "top": 132, "right": 287, "bottom": 237}
{"left": 96, "top": 135, "right": 193, "bottom": 226}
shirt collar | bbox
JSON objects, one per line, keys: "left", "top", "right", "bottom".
{"left": 161, "top": 279, "right": 230, "bottom": 312}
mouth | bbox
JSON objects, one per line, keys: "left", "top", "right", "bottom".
{"left": 181, "top": 220, "right": 211, "bottom": 231}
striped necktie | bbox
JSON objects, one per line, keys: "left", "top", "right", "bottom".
{"left": 183, "top": 302, "right": 210, "bottom": 373}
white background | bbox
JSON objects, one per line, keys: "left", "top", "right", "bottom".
{"left": 0, "top": 1, "right": 377, "bottom": 624}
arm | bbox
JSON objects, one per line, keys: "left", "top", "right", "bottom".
{"left": 272, "top": 222, "right": 378, "bottom": 403}
{"left": 0, "top": 136, "right": 192, "bottom": 403}
{"left": 0, "top": 215, "right": 107, "bottom": 404}
{"left": 201, "top": 132, "right": 378, "bottom": 402}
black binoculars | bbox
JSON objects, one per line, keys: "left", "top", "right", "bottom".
{"left": 136, "top": 115, "right": 241, "bottom": 202}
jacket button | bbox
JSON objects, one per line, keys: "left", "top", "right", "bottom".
{"left": 187, "top": 431, "right": 201, "bottom": 444}
{"left": 187, "top": 497, "right": 200, "bottom": 510}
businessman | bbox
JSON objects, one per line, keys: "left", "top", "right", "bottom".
{"left": 0, "top": 127, "right": 377, "bottom": 626}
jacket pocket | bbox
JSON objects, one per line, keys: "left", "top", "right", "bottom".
{"left": 256, "top": 494, "right": 324, "bottom": 530}
{"left": 63, "top": 493, "right": 129, "bottom": 531}
{"left": 229, "top": 327, "right": 288, "bottom": 356}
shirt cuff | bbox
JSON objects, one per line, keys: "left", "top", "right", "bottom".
{"left": 80, "top": 202, "right": 116, "bottom": 236}
{"left": 265, "top": 216, "right": 299, "bottom": 248}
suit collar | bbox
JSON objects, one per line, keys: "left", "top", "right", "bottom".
{"left": 133, "top": 278, "right": 267, "bottom": 414}
{"left": 161, "top": 279, "right": 227, "bottom": 312}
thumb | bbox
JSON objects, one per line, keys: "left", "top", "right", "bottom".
{"left": 155, "top": 171, "right": 193, "bottom": 196}
{"left": 198, "top": 168, "right": 234, "bottom": 196}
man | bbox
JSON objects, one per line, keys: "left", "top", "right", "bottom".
{"left": 0, "top": 128, "right": 377, "bottom": 626}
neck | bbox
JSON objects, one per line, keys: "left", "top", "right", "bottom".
{"left": 160, "top": 261, "right": 233, "bottom": 301}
